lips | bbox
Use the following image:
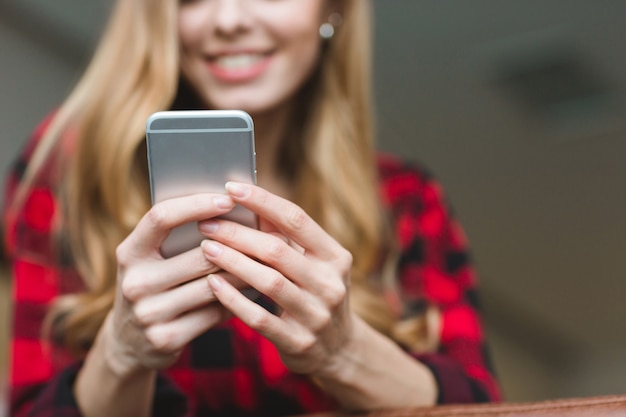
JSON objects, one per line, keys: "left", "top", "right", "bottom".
{"left": 206, "top": 51, "right": 273, "bottom": 83}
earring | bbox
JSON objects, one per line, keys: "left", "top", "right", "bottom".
{"left": 319, "top": 12, "right": 343, "bottom": 40}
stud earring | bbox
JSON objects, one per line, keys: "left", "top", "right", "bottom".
{"left": 319, "top": 12, "right": 343, "bottom": 40}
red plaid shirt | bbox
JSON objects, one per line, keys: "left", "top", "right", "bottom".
{"left": 4, "top": 117, "right": 500, "bottom": 417}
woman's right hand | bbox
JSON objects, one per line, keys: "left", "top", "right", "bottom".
{"left": 102, "top": 192, "right": 239, "bottom": 375}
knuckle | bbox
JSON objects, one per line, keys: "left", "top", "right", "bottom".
{"left": 198, "top": 253, "right": 216, "bottom": 273}
{"left": 286, "top": 206, "right": 308, "bottom": 231}
{"left": 291, "top": 333, "right": 316, "bottom": 355}
{"left": 333, "top": 248, "right": 353, "bottom": 276}
{"left": 262, "top": 272, "right": 286, "bottom": 297}
{"left": 121, "top": 274, "right": 147, "bottom": 302}
{"left": 147, "top": 327, "right": 178, "bottom": 353}
{"left": 248, "top": 311, "right": 271, "bottom": 333}
{"left": 265, "top": 238, "right": 289, "bottom": 262}
{"left": 327, "top": 283, "right": 347, "bottom": 308}
{"left": 311, "top": 309, "right": 332, "bottom": 332}
{"left": 318, "top": 276, "right": 347, "bottom": 308}
{"left": 146, "top": 204, "right": 169, "bottom": 229}
{"left": 133, "top": 303, "right": 157, "bottom": 326}
{"left": 115, "top": 242, "right": 131, "bottom": 270}
{"left": 193, "top": 245, "right": 217, "bottom": 272}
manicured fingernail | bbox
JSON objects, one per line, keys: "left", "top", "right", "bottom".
{"left": 213, "top": 195, "right": 234, "bottom": 209}
{"left": 208, "top": 274, "right": 222, "bottom": 292}
{"left": 199, "top": 220, "right": 218, "bottom": 234}
{"left": 225, "top": 182, "right": 250, "bottom": 198}
{"left": 201, "top": 240, "right": 222, "bottom": 257}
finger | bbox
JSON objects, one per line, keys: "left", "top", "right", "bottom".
{"left": 145, "top": 304, "right": 231, "bottom": 354}
{"left": 202, "top": 245, "right": 334, "bottom": 334}
{"left": 200, "top": 240, "right": 310, "bottom": 315}
{"left": 208, "top": 274, "right": 302, "bottom": 353}
{"left": 199, "top": 220, "right": 351, "bottom": 308}
{"left": 258, "top": 219, "right": 305, "bottom": 254}
{"left": 133, "top": 276, "right": 214, "bottom": 326}
{"left": 224, "top": 182, "right": 343, "bottom": 259}
{"left": 119, "top": 193, "right": 235, "bottom": 258}
{"left": 200, "top": 221, "right": 349, "bottom": 309}
{"left": 120, "top": 245, "right": 221, "bottom": 301}
{"left": 199, "top": 219, "right": 312, "bottom": 287}
{"left": 133, "top": 272, "right": 250, "bottom": 326}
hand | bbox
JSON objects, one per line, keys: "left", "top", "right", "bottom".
{"left": 105, "top": 193, "right": 244, "bottom": 375}
{"left": 198, "top": 182, "right": 354, "bottom": 376}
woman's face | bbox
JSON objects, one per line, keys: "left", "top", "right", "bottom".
{"left": 178, "top": 0, "right": 329, "bottom": 115}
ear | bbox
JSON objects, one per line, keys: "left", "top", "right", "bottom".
{"left": 322, "top": 0, "right": 346, "bottom": 24}
{"left": 319, "top": 0, "right": 345, "bottom": 40}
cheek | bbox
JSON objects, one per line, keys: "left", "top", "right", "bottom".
{"left": 177, "top": 12, "right": 207, "bottom": 84}
{"left": 291, "top": 35, "right": 323, "bottom": 85}
{"left": 177, "top": 10, "right": 206, "bottom": 52}
{"left": 280, "top": 20, "right": 324, "bottom": 73}
{"left": 264, "top": 1, "right": 325, "bottom": 61}
{"left": 290, "top": 42, "right": 322, "bottom": 84}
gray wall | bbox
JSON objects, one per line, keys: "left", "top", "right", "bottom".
{"left": 373, "top": 1, "right": 626, "bottom": 401}
{"left": 1, "top": 0, "right": 625, "bottom": 403}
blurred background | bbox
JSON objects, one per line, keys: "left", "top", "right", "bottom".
{"left": 0, "top": 0, "right": 625, "bottom": 412}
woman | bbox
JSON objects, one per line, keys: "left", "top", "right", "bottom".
{"left": 4, "top": 0, "right": 500, "bottom": 416}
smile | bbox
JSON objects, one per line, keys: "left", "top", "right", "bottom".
{"left": 207, "top": 52, "right": 273, "bottom": 83}
{"left": 213, "top": 53, "right": 265, "bottom": 69}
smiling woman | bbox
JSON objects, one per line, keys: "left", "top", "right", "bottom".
{"left": 2, "top": 0, "right": 500, "bottom": 416}
{"left": 177, "top": 0, "right": 326, "bottom": 114}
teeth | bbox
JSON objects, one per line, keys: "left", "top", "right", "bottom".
{"left": 215, "top": 54, "right": 263, "bottom": 69}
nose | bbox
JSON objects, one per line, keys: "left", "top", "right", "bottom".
{"left": 212, "top": 0, "right": 251, "bottom": 37}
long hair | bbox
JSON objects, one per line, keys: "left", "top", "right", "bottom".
{"left": 284, "top": 1, "right": 396, "bottom": 333}
{"left": 10, "top": 0, "right": 179, "bottom": 350}
{"left": 9, "top": 0, "right": 434, "bottom": 353}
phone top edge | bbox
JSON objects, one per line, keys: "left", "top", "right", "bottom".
{"left": 146, "top": 110, "right": 254, "bottom": 132}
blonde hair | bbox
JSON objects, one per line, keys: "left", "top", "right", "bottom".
{"left": 10, "top": 0, "right": 436, "bottom": 353}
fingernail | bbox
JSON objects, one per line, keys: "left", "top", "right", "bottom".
{"left": 213, "top": 195, "right": 234, "bottom": 209}
{"left": 199, "top": 220, "right": 218, "bottom": 234}
{"left": 201, "top": 240, "right": 222, "bottom": 257}
{"left": 225, "top": 182, "right": 250, "bottom": 198}
{"left": 208, "top": 274, "right": 222, "bottom": 292}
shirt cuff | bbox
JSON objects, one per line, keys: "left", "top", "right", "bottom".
{"left": 26, "top": 362, "right": 190, "bottom": 417}
{"left": 417, "top": 354, "right": 492, "bottom": 404}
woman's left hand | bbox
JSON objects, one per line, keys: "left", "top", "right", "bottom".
{"left": 197, "top": 181, "right": 354, "bottom": 376}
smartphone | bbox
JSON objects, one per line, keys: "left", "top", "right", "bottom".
{"left": 146, "top": 110, "right": 257, "bottom": 258}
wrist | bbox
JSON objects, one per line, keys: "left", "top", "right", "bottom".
{"left": 313, "top": 313, "right": 366, "bottom": 383}
{"left": 97, "top": 312, "right": 150, "bottom": 379}
{"left": 75, "top": 313, "right": 157, "bottom": 417}
{"left": 311, "top": 314, "right": 438, "bottom": 410}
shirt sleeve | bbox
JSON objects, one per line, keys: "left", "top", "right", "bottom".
{"left": 377, "top": 154, "right": 501, "bottom": 404}
{"left": 3, "top": 115, "right": 55, "bottom": 417}
{"left": 20, "top": 363, "right": 189, "bottom": 417}
{"left": 3, "top": 115, "right": 79, "bottom": 417}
